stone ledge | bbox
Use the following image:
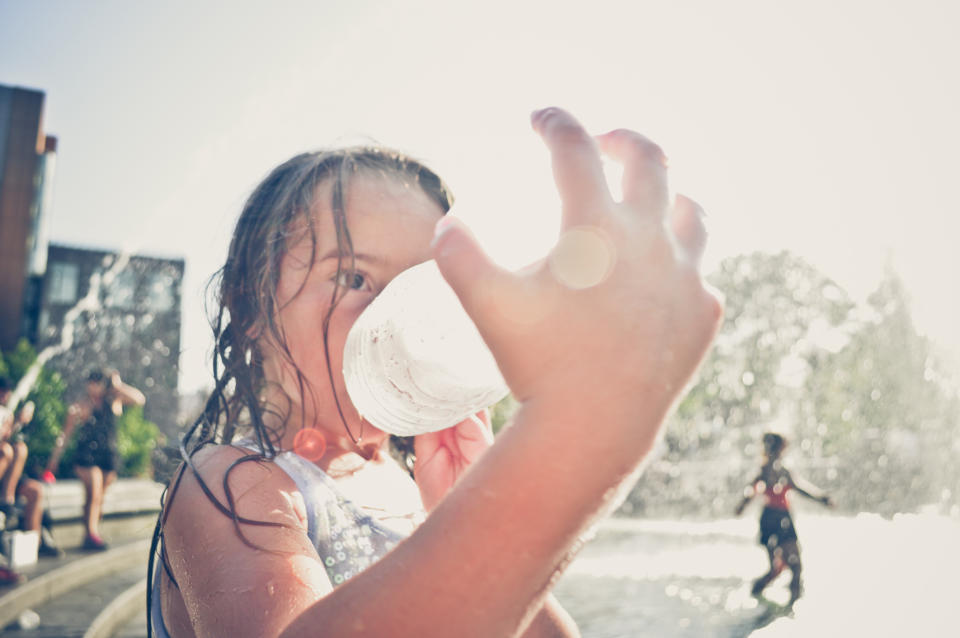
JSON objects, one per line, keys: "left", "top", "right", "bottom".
{"left": 0, "top": 538, "right": 151, "bottom": 629}
{"left": 44, "top": 479, "right": 164, "bottom": 524}
{"left": 83, "top": 577, "right": 147, "bottom": 638}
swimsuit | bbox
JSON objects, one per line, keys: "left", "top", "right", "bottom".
{"left": 73, "top": 403, "right": 119, "bottom": 472}
{"left": 150, "top": 445, "right": 413, "bottom": 637}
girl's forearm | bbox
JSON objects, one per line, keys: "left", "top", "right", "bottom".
{"left": 115, "top": 382, "right": 146, "bottom": 406}
{"left": 282, "top": 396, "right": 666, "bottom": 638}
{"left": 47, "top": 418, "right": 74, "bottom": 471}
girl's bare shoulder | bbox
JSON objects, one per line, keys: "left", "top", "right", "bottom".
{"left": 164, "top": 444, "right": 309, "bottom": 540}
{"left": 161, "top": 445, "right": 332, "bottom": 637}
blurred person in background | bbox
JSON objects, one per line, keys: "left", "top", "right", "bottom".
{"left": 1, "top": 376, "right": 61, "bottom": 586}
{"left": 735, "top": 432, "right": 833, "bottom": 605}
{"left": 46, "top": 369, "right": 145, "bottom": 550}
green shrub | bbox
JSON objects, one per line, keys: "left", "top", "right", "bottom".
{"left": 1, "top": 340, "right": 68, "bottom": 478}
{"left": 1, "top": 339, "right": 159, "bottom": 479}
{"left": 116, "top": 405, "right": 160, "bottom": 477}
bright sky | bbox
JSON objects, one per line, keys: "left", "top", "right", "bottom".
{"left": 1, "top": 0, "right": 958, "bottom": 393}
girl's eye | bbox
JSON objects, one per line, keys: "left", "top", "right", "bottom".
{"left": 336, "top": 271, "right": 369, "bottom": 291}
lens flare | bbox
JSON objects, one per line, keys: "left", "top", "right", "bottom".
{"left": 293, "top": 428, "right": 327, "bottom": 461}
{"left": 548, "top": 226, "right": 616, "bottom": 290}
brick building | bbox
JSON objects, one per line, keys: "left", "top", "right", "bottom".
{"left": 0, "top": 85, "right": 54, "bottom": 351}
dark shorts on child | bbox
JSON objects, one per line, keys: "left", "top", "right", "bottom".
{"left": 759, "top": 506, "right": 797, "bottom": 548}
{"left": 72, "top": 403, "right": 120, "bottom": 472}
{"left": 73, "top": 422, "right": 119, "bottom": 472}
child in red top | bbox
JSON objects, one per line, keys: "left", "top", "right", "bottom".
{"left": 735, "top": 432, "right": 832, "bottom": 604}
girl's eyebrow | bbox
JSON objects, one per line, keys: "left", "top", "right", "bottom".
{"left": 316, "top": 249, "right": 385, "bottom": 266}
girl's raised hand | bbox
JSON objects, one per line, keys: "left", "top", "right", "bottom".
{"left": 413, "top": 410, "right": 494, "bottom": 512}
{"left": 431, "top": 108, "right": 722, "bottom": 457}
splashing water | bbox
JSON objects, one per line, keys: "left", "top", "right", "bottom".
{"left": 3, "top": 252, "right": 131, "bottom": 410}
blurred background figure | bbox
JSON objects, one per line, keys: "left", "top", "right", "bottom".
{"left": 735, "top": 432, "right": 833, "bottom": 605}
{"left": 1, "top": 375, "right": 31, "bottom": 529}
{"left": 1, "top": 376, "right": 62, "bottom": 586}
{"left": 46, "top": 369, "right": 144, "bottom": 550}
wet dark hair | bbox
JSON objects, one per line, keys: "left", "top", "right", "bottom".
{"left": 0, "top": 375, "right": 10, "bottom": 393}
{"left": 147, "top": 146, "right": 452, "bottom": 636}
{"left": 85, "top": 368, "right": 113, "bottom": 385}
{"left": 763, "top": 432, "right": 787, "bottom": 458}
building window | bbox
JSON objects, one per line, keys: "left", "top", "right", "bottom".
{"left": 105, "top": 269, "right": 137, "bottom": 309}
{"left": 47, "top": 262, "right": 79, "bottom": 304}
{"left": 144, "top": 271, "right": 176, "bottom": 312}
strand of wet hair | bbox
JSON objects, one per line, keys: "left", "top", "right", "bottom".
{"left": 324, "top": 158, "right": 364, "bottom": 447}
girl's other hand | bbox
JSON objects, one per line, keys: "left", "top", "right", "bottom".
{"left": 431, "top": 108, "right": 722, "bottom": 460}
{"left": 414, "top": 410, "right": 494, "bottom": 512}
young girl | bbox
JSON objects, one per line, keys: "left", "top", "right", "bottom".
{"left": 735, "top": 432, "right": 832, "bottom": 605}
{"left": 150, "top": 107, "right": 723, "bottom": 637}
{"left": 47, "top": 369, "right": 146, "bottom": 550}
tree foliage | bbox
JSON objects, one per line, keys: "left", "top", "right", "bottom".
{"left": 799, "top": 268, "right": 960, "bottom": 515}
{"left": 116, "top": 405, "right": 160, "bottom": 477}
{"left": 0, "top": 339, "right": 68, "bottom": 478}
{"left": 621, "top": 252, "right": 959, "bottom": 517}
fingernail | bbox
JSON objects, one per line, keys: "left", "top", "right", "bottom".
{"left": 530, "top": 109, "right": 544, "bottom": 129}
{"left": 431, "top": 215, "right": 459, "bottom": 249}
{"left": 530, "top": 107, "right": 553, "bottom": 130}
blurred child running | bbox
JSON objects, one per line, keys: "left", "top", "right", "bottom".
{"left": 735, "top": 432, "right": 833, "bottom": 605}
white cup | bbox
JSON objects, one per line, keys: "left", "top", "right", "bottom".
{"left": 342, "top": 259, "right": 509, "bottom": 436}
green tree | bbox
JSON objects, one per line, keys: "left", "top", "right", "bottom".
{"left": 0, "top": 339, "right": 68, "bottom": 477}
{"left": 116, "top": 405, "right": 160, "bottom": 477}
{"left": 490, "top": 394, "right": 519, "bottom": 434}
{"left": 1, "top": 339, "right": 161, "bottom": 479}
{"left": 622, "top": 251, "right": 855, "bottom": 516}
{"left": 800, "top": 269, "right": 960, "bottom": 515}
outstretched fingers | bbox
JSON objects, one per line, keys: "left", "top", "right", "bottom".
{"left": 671, "top": 194, "right": 708, "bottom": 267}
{"left": 431, "top": 216, "right": 514, "bottom": 332}
{"left": 531, "top": 107, "right": 612, "bottom": 226}
{"left": 595, "top": 129, "right": 669, "bottom": 217}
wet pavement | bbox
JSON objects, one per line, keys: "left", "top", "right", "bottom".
{"left": 2, "top": 563, "right": 144, "bottom": 637}
{"left": 4, "top": 512, "right": 955, "bottom": 637}
{"left": 553, "top": 513, "right": 959, "bottom": 637}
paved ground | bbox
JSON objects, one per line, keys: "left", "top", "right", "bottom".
{"left": 553, "top": 513, "right": 960, "bottom": 637}
{"left": 3, "top": 563, "right": 145, "bottom": 637}
{"left": 5, "top": 510, "right": 956, "bottom": 637}
{"left": 116, "top": 610, "right": 147, "bottom": 638}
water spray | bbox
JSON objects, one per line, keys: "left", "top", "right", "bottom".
{"left": 3, "top": 252, "right": 131, "bottom": 411}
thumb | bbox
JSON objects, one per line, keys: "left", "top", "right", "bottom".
{"left": 431, "top": 216, "right": 510, "bottom": 324}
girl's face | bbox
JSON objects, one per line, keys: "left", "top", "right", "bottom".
{"left": 87, "top": 380, "right": 107, "bottom": 401}
{"left": 260, "top": 172, "right": 444, "bottom": 448}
